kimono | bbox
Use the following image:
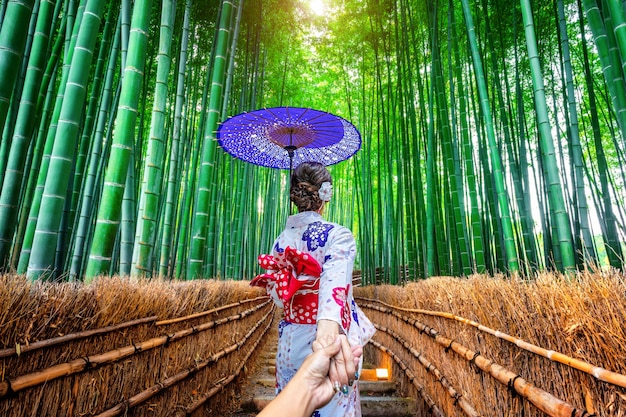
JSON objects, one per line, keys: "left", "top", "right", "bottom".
{"left": 251, "top": 211, "right": 375, "bottom": 417}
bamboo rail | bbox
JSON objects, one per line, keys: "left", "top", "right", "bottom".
{"left": 0, "top": 316, "right": 158, "bottom": 359}
{"left": 373, "top": 323, "right": 480, "bottom": 417}
{"left": 362, "top": 303, "right": 593, "bottom": 417}
{"left": 155, "top": 296, "right": 268, "bottom": 325}
{"left": 358, "top": 297, "right": 626, "bottom": 390}
{"left": 0, "top": 300, "right": 272, "bottom": 397}
{"left": 369, "top": 339, "right": 446, "bottom": 417}
{"left": 182, "top": 309, "right": 275, "bottom": 416}
{"left": 95, "top": 306, "right": 275, "bottom": 417}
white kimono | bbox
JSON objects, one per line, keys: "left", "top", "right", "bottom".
{"left": 253, "top": 211, "right": 375, "bottom": 417}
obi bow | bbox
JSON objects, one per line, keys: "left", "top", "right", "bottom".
{"left": 251, "top": 246, "right": 322, "bottom": 304}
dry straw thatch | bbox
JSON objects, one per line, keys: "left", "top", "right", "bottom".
{"left": 0, "top": 273, "right": 269, "bottom": 417}
{"left": 355, "top": 270, "right": 626, "bottom": 417}
{"left": 2, "top": 270, "right": 625, "bottom": 417}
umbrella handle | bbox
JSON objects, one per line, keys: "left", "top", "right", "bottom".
{"left": 285, "top": 145, "right": 296, "bottom": 216}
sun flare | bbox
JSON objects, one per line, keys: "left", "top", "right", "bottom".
{"left": 310, "top": 0, "right": 325, "bottom": 16}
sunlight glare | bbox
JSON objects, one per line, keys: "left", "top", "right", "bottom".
{"left": 310, "top": 0, "right": 325, "bottom": 16}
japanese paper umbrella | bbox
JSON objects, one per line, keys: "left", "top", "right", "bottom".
{"left": 216, "top": 107, "right": 361, "bottom": 171}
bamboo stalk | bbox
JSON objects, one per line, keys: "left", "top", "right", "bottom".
{"left": 155, "top": 296, "right": 268, "bottom": 325}
{"left": 375, "top": 324, "right": 480, "bottom": 417}
{"left": 95, "top": 307, "right": 274, "bottom": 417}
{"left": 0, "top": 316, "right": 157, "bottom": 359}
{"left": 369, "top": 339, "right": 446, "bottom": 417}
{"left": 358, "top": 297, "right": 626, "bottom": 389}
{"left": 363, "top": 303, "right": 592, "bottom": 417}
{"left": 0, "top": 301, "right": 272, "bottom": 397}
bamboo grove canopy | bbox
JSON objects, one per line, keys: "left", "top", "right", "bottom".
{"left": 0, "top": 0, "right": 625, "bottom": 283}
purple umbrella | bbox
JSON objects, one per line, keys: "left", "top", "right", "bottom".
{"left": 216, "top": 107, "right": 361, "bottom": 171}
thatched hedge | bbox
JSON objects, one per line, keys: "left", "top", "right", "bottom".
{"left": 2, "top": 271, "right": 625, "bottom": 417}
{"left": 0, "top": 274, "right": 270, "bottom": 417}
{"left": 355, "top": 270, "right": 626, "bottom": 417}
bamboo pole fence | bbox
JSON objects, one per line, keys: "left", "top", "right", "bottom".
{"left": 372, "top": 323, "right": 480, "bottom": 417}
{"left": 359, "top": 297, "right": 626, "bottom": 389}
{"left": 96, "top": 306, "right": 274, "bottom": 417}
{"left": 0, "top": 316, "right": 158, "bottom": 359}
{"left": 0, "top": 299, "right": 272, "bottom": 397}
{"left": 0, "top": 274, "right": 273, "bottom": 417}
{"left": 360, "top": 300, "right": 597, "bottom": 417}
{"left": 368, "top": 338, "right": 447, "bottom": 417}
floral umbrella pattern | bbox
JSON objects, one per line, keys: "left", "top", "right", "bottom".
{"left": 216, "top": 107, "right": 361, "bottom": 169}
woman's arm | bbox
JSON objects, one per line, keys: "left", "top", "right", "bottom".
{"left": 257, "top": 336, "right": 360, "bottom": 417}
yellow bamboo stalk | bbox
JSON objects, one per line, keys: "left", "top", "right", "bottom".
{"left": 363, "top": 303, "right": 592, "bottom": 417}
{"left": 155, "top": 296, "right": 268, "bottom": 325}
{"left": 358, "top": 297, "right": 626, "bottom": 389}
{"left": 375, "top": 324, "right": 480, "bottom": 417}
{"left": 96, "top": 307, "right": 275, "bottom": 417}
{"left": 0, "top": 316, "right": 158, "bottom": 359}
{"left": 369, "top": 339, "right": 446, "bottom": 417}
{"left": 0, "top": 301, "right": 272, "bottom": 398}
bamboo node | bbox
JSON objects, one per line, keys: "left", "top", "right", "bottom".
{"left": 0, "top": 379, "right": 14, "bottom": 398}
{"left": 445, "top": 339, "right": 454, "bottom": 352}
{"left": 507, "top": 375, "right": 521, "bottom": 396}
{"left": 470, "top": 351, "right": 481, "bottom": 373}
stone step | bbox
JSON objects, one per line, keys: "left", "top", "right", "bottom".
{"left": 360, "top": 380, "right": 397, "bottom": 394}
{"left": 241, "top": 395, "right": 416, "bottom": 417}
{"left": 251, "top": 378, "right": 396, "bottom": 393}
{"left": 361, "top": 396, "right": 416, "bottom": 417}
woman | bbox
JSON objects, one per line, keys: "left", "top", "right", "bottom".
{"left": 251, "top": 161, "right": 375, "bottom": 417}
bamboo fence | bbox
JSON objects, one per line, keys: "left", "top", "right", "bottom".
{"left": 2, "top": 271, "right": 625, "bottom": 416}
{"left": 355, "top": 271, "right": 626, "bottom": 417}
{"left": 0, "top": 274, "right": 271, "bottom": 417}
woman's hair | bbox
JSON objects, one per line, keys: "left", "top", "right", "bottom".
{"left": 290, "top": 161, "right": 332, "bottom": 212}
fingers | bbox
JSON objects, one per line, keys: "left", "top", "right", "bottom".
{"left": 339, "top": 336, "right": 356, "bottom": 381}
{"left": 312, "top": 335, "right": 360, "bottom": 395}
{"left": 351, "top": 344, "right": 363, "bottom": 368}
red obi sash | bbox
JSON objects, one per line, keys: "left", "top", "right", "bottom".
{"left": 251, "top": 247, "right": 321, "bottom": 324}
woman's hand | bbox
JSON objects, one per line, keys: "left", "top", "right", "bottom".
{"left": 258, "top": 336, "right": 362, "bottom": 417}
{"left": 313, "top": 320, "right": 358, "bottom": 393}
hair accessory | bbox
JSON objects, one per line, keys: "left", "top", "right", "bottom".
{"left": 318, "top": 181, "right": 332, "bottom": 201}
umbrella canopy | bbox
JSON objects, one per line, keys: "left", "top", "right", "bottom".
{"left": 216, "top": 107, "right": 361, "bottom": 169}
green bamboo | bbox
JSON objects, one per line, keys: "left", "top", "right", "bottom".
{"left": 160, "top": 0, "right": 192, "bottom": 278}
{"left": 461, "top": 0, "right": 519, "bottom": 274}
{"left": 450, "top": 0, "right": 484, "bottom": 273}
{"left": 557, "top": 0, "right": 595, "bottom": 265}
{"left": 70, "top": 18, "right": 121, "bottom": 279}
{"left": 85, "top": 0, "right": 153, "bottom": 279}
{"left": 578, "top": 0, "right": 623, "bottom": 267}
{"left": 188, "top": 0, "right": 235, "bottom": 279}
{"left": 0, "top": 0, "right": 54, "bottom": 270}
{"left": 65, "top": 1, "right": 119, "bottom": 273}
{"left": 520, "top": 0, "right": 576, "bottom": 273}
{"left": 582, "top": 0, "right": 626, "bottom": 143}
{"left": 132, "top": 0, "right": 177, "bottom": 276}
{"left": 18, "top": 1, "right": 85, "bottom": 273}
{"left": 27, "top": 0, "right": 105, "bottom": 280}
{"left": 0, "top": 0, "right": 35, "bottom": 159}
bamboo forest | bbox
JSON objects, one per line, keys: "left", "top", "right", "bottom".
{"left": 0, "top": 0, "right": 625, "bottom": 284}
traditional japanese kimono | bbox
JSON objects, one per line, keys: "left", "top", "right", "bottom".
{"left": 251, "top": 211, "right": 375, "bottom": 417}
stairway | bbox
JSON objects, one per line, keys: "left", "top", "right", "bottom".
{"left": 230, "top": 324, "right": 415, "bottom": 417}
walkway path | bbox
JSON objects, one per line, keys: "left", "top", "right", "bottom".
{"left": 229, "top": 312, "right": 416, "bottom": 416}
